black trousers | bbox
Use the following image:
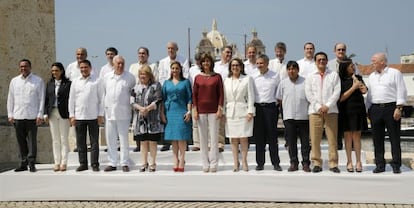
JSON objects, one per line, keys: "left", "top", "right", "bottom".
{"left": 369, "top": 103, "right": 401, "bottom": 168}
{"left": 284, "top": 119, "right": 310, "bottom": 166}
{"left": 75, "top": 119, "right": 100, "bottom": 167}
{"left": 253, "top": 103, "right": 279, "bottom": 166}
{"left": 14, "top": 119, "right": 37, "bottom": 166}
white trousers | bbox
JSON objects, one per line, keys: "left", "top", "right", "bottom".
{"left": 49, "top": 108, "right": 70, "bottom": 165}
{"left": 198, "top": 113, "right": 219, "bottom": 170}
{"left": 105, "top": 119, "right": 130, "bottom": 166}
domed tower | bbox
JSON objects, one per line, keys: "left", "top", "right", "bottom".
{"left": 247, "top": 28, "right": 266, "bottom": 56}
{"left": 206, "top": 19, "right": 229, "bottom": 60}
{"left": 195, "top": 29, "right": 215, "bottom": 57}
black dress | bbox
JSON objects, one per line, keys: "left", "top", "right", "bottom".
{"left": 338, "top": 75, "right": 368, "bottom": 132}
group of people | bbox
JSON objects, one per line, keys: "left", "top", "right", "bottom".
{"left": 7, "top": 41, "right": 407, "bottom": 174}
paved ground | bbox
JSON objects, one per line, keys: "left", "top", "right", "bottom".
{"left": 0, "top": 202, "right": 414, "bottom": 208}
{"left": 1, "top": 137, "right": 413, "bottom": 207}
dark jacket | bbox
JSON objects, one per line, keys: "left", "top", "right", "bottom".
{"left": 44, "top": 79, "right": 71, "bottom": 119}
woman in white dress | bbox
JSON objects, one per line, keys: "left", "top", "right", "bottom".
{"left": 223, "top": 58, "right": 255, "bottom": 172}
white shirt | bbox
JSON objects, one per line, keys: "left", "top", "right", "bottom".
{"left": 305, "top": 69, "right": 340, "bottom": 114}
{"left": 327, "top": 58, "right": 340, "bottom": 72}
{"left": 328, "top": 58, "right": 360, "bottom": 75}
{"left": 54, "top": 80, "right": 62, "bottom": 106}
{"left": 69, "top": 75, "right": 104, "bottom": 120}
{"left": 7, "top": 73, "right": 45, "bottom": 119}
{"left": 252, "top": 69, "right": 280, "bottom": 103}
{"left": 129, "top": 62, "right": 157, "bottom": 84}
{"left": 366, "top": 67, "right": 407, "bottom": 106}
{"left": 269, "top": 58, "right": 288, "bottom": 80}
{"left": 297, "top": 57, "right": 316, "bottom": 78}
{"left": 243, "top": 60, "right": 257, "bottom": 77}
{"left": 214, "top": 60, "right": 229, "bottom": 80}
{"left": 188, "top": 65, "right": 201, "bottom": 87}
{"left": 102, "top": 71, "right": 136, "bottom": 120}
{"left": 99, "top": 63, "right": 113, "bottom": 79}
{"left": 158, "top": 55, "right": 189, "bottom": 85}
{"left": 66, "top": 61, "right": 96, "bottom": 81}
{"left": 276, "top": 76, "right": 309, "bottom": 120}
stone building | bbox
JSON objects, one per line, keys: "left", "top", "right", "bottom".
{"left": 0, "top": 0, "right": 55, "bottom": 163}
{"left": 401, "top": 53, "right": 414, "bottom": 64}
{"left": 195, "top": 30, "right": 215, "bottom": 57}
{"left": 247, "top": 28, "right": 266, "bottom": 56}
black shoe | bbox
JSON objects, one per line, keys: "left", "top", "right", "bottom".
{"left": 219, "top": 147, "right": 224, "bottom": 153}
{"left": 29, "top": 164, "right": 37, "bottom": 172}
{"left": 288, "top": 164, "right": 298, "bottom": 172}
{"left": 133, "top": 146, "right": 140, "bottom": 152}
{"left": 92, "top": 166, "right": 100, "bottom": 172}
{"left": 302, "top": 164, "right": 311, "bottom": 172}
{"left": 104, "top": 166, "right": 117, "bottom": 172}
{"left": 186, "top": 145, "right": 189, "bottom": 151}
{"left": 87, "top": 146, "right": 92, "bottom": 152}
{"left": 122, "top": 166, "right": 130, "bottom": 172}
{"left": 73, "top": 147, "right": 78, "bottom": 152}
{"left": 329, "top": 167, "right": 341, "bottom": 173}
{"left": 14, "top": 166, "right": 28, "bottom": 172}
{"left": 160, "top": 144, "right": 170, "bottom": 151}
{"left": 76, "top": 165, "right": 88, "bottom": 172}
{"left": 373, "top": 166, "right": 385, "bottom": 173}
{"left": 312, "top": 166, "right": 322, "bottom": 173}
{"left": 104, "top": 148, "right": 108, "bottom": 152}
{"left": 392, "top": 166, "right": 401, "bottom": 174}
{"left": 255, "top": 165, "right": 264, "bottom": 171}
{"left": 117, "top": 147, "right": 120, "bottom": 151}
{"left": 273, "top": 165, "right": 282, "bottom": 171}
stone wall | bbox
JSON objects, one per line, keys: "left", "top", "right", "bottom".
{"left": 0, "top": 0, "right": 55, "bottom": 163}
{"left": 0, "top": 0, "right": 55, "bottom": 120}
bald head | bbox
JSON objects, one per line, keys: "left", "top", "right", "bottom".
{"left": 371, "top": 52, "right": 387, "bottom": 72}
{"left": 113, "top": 55, "right": 125, "bottom": 75}
{"left": 167, "top": 42, "right": 178, "bottom": 60}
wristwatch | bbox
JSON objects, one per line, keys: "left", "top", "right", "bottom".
{"left": 397, "top": 106, "right": 403, "bottom": 111}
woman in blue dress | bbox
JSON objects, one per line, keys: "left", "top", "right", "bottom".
{"left": 162, "top": 61, "right": 192, "bottom": 172}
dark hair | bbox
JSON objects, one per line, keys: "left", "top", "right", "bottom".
{"left": 304, "top": 42, "right": 315, "bottom": 49}
{"left": 200, "top": 53, "right": 215, "bottom": 73}
{"left": 338, "top": 59, "right": 353, "bottom": 80}
{"left": 228, "top": 58, "right": 246, "bottom": 77}
{"left": 286, "top": 61, "right": 299, "bottom": 71}
{"left": 19, "top": 59, "right": 31, "bottom": 67}
{"left": 314, "top": 51, "right": 328, "bottom": 61}
{"left": 275, "top": 42, "right": 287, "bottom": 52}
{"left": 257, "top": 54, "right": 270, "bottom": 64}
{"left": 50, "top": 62, "right": 69, "bottom": 82}
{"left": 138, "top": 47, "right": 149, "bottom": 55}
{"left": 106, "top": 47, "right": 118, "bottom": 55}
{"left": 79, "top": 59, "right": 92, "bottom": 67}
{"left": 169, "top": 61, "right": 185, "bottom": 81}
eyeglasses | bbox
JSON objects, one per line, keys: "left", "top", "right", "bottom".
{"left": 337, "top": 48, "right": 346, "bottom": 52}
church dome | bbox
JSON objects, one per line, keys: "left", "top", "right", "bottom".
{"left": 206, "top": 19, "right": 228, "bottom": 49}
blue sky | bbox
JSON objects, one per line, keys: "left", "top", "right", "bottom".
{"left": 55, "top": 0, "right": 413, "bottom": 68}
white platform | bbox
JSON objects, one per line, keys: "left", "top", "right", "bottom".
{"left": 1, "top": 145, "right": 414, "bottom": 204}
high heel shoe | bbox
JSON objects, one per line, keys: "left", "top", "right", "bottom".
{"left": 53, "top": 164, "right": 60, "bottom": 172}
{"left": 140, "top": 163, "right": 148, "bottom": 172}
{"left": 173, "top": 167, "right": 179, "bottom": 172}
{"left": 346, "top": 162, "right": 354, "bottom": 172}
{"left": 356, "top": 162, "right": 363, "bottom": 173}
{"left": 60, "top": 164, "right": 67, "bottom": 172}
{"left": 242, "top": 161, "right": 249, "bottom": 172}
{"left": 149, "top": 164, "right": 156, "bottom": 172}
{"left": 176, "top": 167, "right": 184, "bottom": 172}
{"left": 233, "top": 162, "right": 240, "bottom": 172}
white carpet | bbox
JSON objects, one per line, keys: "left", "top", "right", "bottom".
{"left": 1, "top": 145, "right": 413, "bottom": 204}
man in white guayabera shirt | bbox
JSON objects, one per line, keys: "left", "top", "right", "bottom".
{"left": 102, "top": 55, "right": 136, "bottom": 172}
{"left": 7, "top": 59, "right": 45, "bottom": 173}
